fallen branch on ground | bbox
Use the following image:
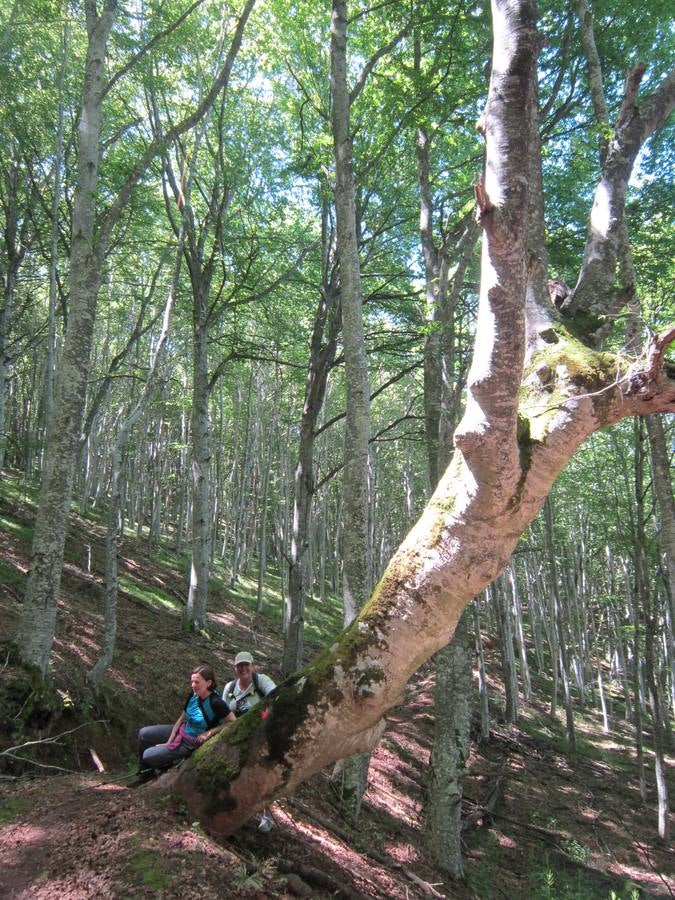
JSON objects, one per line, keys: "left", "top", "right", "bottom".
{"left": 1, "top": 720, "right": 108, "bottom": 757}
{"left": 277, "top": 858, "right": 369, "bottom": 900}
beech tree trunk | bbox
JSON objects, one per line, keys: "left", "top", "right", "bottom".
{"left": 15, "top": 2, "right": 117, "bottom": 672}
{"left": 15, "top": 0, "right": 258, "bottom": 674}
{"left": 329, "top": 0, "right": 373, "bottom": 820}
{"left": 282, "top": 203, "right": 340, "bottom": 674}
{"left": 631, "top": 419, "right": 648, "bottom": 802}
{"left": 646, "top": 414, "right": 675, "bottom": 631}
{"left": 163, "top": 0, "right": 675, "bottom": 836}
{"left": 494, "top": 572, "right": 519, "bottom": 724}
{"left": 88, "top": 237, "right": 180, "bottom": 686}
{"left": 426, "top": 608, "right": 472, "bottom": 879}
{"left": 474, "top": 599, "right": 491, "bottom": 740}
{"left": 544, "top": 497, "right": 576, "bottom": 748}
{"left": 186, "top": 279, "right": 212, "bottom": 630}
{"left": 44, "top": 17, "right": 69, "bottom": 440}
{"left": 416, "top": 78, "right": 479, "bottom": 878}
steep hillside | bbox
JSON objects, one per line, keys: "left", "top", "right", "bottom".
{"left": 1, "top": 472, "right": 673, "bottom": 898}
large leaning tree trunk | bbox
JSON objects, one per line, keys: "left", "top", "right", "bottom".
{"left": 163, "top": 0, "right": 675, "bottom": 835}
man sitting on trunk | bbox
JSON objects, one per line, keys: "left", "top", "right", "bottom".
{"left": 223, "top": 650, "right": 276, "bottom": 718}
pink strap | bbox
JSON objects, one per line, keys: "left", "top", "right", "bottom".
{"left": 166, "top": 723, "right": 197, "bottom": 751}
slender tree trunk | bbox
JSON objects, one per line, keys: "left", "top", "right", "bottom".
{"left": 256, "top": 436, "right": 272, "bottom": 613}
{"left": 510, "top": 559, "right": 532, "bottom": 702}
{"left": 88, "top": 235, "right": 180, "bottom": 685}
{"left": 16, "top": 3, "right": 117, "bottom": 673}
{"left": 185, "top": 280, "right": 212, "bottom": 630}
{"left": 631, "top": 419, "right": 648, "bottom": 801}
{"left": 44, "top": 16, "right": 69, "bottom": 443}
{"left": 635, "top": 414, "right": 669, "bottom": 838}
{"left": 494, "top": 573, "right": 519, "bottom": 724}
{"left": 646, "top": 415, "right": 675, "bottom": 630}
{"left": 282, "top": 278, "right": 340, "bottom": 674}
{"left": 330, "top": 0, "right": 372, "bottom": 821}
{"left": 544, "top": 497, "right": 576, "bottom": 748}
{"left": 644, "top": 590, "right": 670, "bottom": 843}
{"left": 426, "top": 609, "right": 472, "bottom": 879}
{"left": 0, "top": 155, "right": 30, "bottom": 471}
{"left": 474, "top": 599, "right": 491, "bottom": 740}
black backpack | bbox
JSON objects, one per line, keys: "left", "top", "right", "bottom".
{"left": 183, "top": 690, "right": 224, "bottom": 728}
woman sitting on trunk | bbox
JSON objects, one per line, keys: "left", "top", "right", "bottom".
{"left": 134, "top": 664, "right": 233, "bottom": 784}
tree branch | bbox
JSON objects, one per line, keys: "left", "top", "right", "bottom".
{"left": 567, "top": 64, "right": 675, "bottom": 336}
{"left": 103, "top": 0, "right": 206, "bottom": 99}
{"left": 96, "top": 0, "right": 257, "bottom": 259}
{"left": 350, "top": 25, "right": 411, "bottom": 105}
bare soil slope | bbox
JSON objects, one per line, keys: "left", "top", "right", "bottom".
{"left": 1, "top": 478, "right": 673, "bottom": 898}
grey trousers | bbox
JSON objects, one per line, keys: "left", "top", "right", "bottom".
{"left": 138, "top": 724, "right": 194, "bottom": 770}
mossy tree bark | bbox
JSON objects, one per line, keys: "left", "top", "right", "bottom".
{"left": 166, "top": 0, "right": 675, "bottom": 835}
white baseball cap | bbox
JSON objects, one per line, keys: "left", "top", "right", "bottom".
{"left": 234, "top": 651, "right": 253, "bottom": 666}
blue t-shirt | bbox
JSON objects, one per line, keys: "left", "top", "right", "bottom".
{"left": 184, "top": 694, "right": 209, "bottom": 738}
{"left": 180, "top": 691, "right": 229, "bottom": 740}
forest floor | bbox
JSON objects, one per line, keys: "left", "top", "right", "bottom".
{"left": 0, "top": 473, "right": 673, "bottom": 899}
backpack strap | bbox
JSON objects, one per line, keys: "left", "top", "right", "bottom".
{"left": 225, "top": 675, "right": 261, "bottom": 700}
{"left": 198, "top": 693, "right": 217, "bottom": 729}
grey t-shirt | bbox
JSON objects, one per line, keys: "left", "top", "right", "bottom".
{"left": 222, "top": 673, "right": 276, "bottom": 717}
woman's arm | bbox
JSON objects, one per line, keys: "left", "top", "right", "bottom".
{"left": 167, "top": 712, "right": 186, "bottom": 744}
{"left": 195, "top": 711, "right": 236, "bottom": 745}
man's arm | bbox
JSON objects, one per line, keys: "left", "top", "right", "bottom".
{"left": 259, "top": 674, "right": 276, "bottom": 695}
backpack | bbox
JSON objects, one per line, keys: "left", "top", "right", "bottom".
{"left": 183, "top": 690, "right": 222, "bottom": 729}
{"left": 224, "top": 672, "right": 262, "bottom": 717}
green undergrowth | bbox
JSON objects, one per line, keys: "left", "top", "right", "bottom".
{"left": 0, "top": 514, "right": 32, "bottom": 541}
{"left": 0, "top": 557, "right": 23, "bottom": 587}
{"left": 119, "top": 575, "right": 183, "bottom": 613}
{"left": 122, "top": 838, "right": 177, "bottom": 893}
{"left": 0, "top": 475, "right": 39, "bottom": 507}
{"left": 524, "top": 847, "right": 636, "bottom": 900}
{"left": 0, "top": 796, "right": 33, "bottom": 825}
{"left": 0, "top": 468, "right": 344, "bottom": 650}
{"left": 519, "top": 703, "right": 651, "bottom": 772}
